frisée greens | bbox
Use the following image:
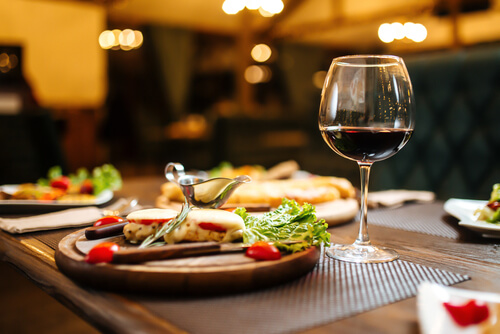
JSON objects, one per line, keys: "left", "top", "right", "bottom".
{"left": 475, "top": 183, "right": 500, "bottom": 224}
{"left": 235, "top": 198, "right": 331, "bottom": 253}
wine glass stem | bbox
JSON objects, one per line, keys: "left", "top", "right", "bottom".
{"left": 355, "top": 162, "right": 372, "bottom": 246}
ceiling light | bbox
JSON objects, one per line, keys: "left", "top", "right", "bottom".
{"left": 391, "top": 22, "right": 405, "bottom": 40}
{"left": 246, "top": 0, "right": 261, "bottom": 10}
{"left": 261, "top": 0, "right": 284, "bottom": 14}
{"left": 378, "top": 22, "right": 427, "bottom": 43}
{"left": 378, "top": 23, "right": 394, "bottom": 43}
{"left": 222, "top": 0, "right": 245, "bottom": 14}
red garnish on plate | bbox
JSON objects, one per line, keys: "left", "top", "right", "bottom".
{"left": 443, "top": 300, "right": 490, "bottom": 327}
{"left": 80, "top": 179, "right": 94, "bottom": 194}
{"left": 199, "top": 222, "right": 226, "bottom": 232}
{"left": 50, "top": 176, "right": 71, "bottom": 191}
{"left": 93, "top": 215, "right": 125, "bottom": 227}
{"left": 245, "top": 241, "right": 282, "bottom": 261}
{"left": 85, "top": 242, "right": 120, "bottom": 264}
{"left": 487, "top": 201, "right": 500, "bottom": 211}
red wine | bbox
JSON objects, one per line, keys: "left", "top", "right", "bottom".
{"left": 321, "top": 127, "right": 413, "bottom": 163}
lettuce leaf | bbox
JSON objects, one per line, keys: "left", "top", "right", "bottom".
{"left": 235, "top": 198, "right": 330, "bottom": 253}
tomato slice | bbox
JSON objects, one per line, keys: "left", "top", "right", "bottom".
{"left": 85, "top": 242, "right": 120, "bottom": 264}
{"left": 245, "top": 241, "right": 282, "bottom": 261}
{"left": 199, "top": 222, "right": 226, "bottom": 232}
{"left": 94, "top": 215, "right": 125, "bottom": 227}
{"left": 443, "top": 300, "right": 490, "bottom": 327}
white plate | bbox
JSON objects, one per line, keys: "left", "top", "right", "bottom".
{"left": 0, "top": 184, "right": 113, "bottom": 212}
{"left": 444, "top": 198, "right": 500, "bottom": 238}
{"left": 418, "top": 282, "right": 500, "bottom": 334}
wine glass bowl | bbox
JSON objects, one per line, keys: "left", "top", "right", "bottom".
{"left": 319, "top": 55, "right": 415, "bottom": 263}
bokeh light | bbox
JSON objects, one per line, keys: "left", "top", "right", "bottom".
{"left": 312, "top": 71, "right": 327, "bottom": 89}
{"left": 378, "top": 23, "right": 394, "bottom": 43}
{"left": 0, "top": 53, "right": 19, "bottom": 73}
{"left": 251, "top": 44, "right": 272, "bottom": 62}
{"left": 222, "top": 0, "right": 245, "bottom": 14}
{"left": 223, "top": 0, "right": 283, "bottom": 16}
{"left": 99, "top": 29, "right": 143, "bottom": 51}
{"left": 378, "top": 21, "right": 427, "bottom": 43}
{"left": 245, "top": 65, "right": 272, "bottom": 84}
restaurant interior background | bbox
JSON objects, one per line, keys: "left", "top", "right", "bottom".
{"left": 1, "top": 0, "right": 499, "bottom": 200}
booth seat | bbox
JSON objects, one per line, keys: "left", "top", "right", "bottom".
{"left": 370, "top": 46, "right": 500, "bottom": 200}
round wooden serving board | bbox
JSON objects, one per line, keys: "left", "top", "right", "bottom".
{"left": 55, "top": 229, "right": 321, "bottom": 295}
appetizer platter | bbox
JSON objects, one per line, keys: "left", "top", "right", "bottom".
{"left": 56, "top": 200, "right": 326, "bottom": 295}
{"left": 444, "top": 184, "right": 500, "bottom": 238}
{"left": 0, "top": 164, "right": 121, "bottom": 213}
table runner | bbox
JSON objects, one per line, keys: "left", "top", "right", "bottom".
{"left": 369, "top": 202, "right": 462, "bottom": 239}
{"left": 136, "top": 247, "right": 468, "bottom": 334}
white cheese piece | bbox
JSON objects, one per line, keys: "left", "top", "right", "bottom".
{"left": 164, "top": 209, "right": 245, "bottom": 244}
{"left": 124, "top": 208, "right": 178, "bottom": 243}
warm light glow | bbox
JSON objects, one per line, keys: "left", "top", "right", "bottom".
{"left": 261, "top": 0, "right": 284, "bottom": 14}
{"left": 119, "top": 29, "right": 135, "bottom": 46}
{"left": 111, "top": 29, "right": 121, "bottom": 48}
{"left": 0, "top": 53, "right": 9, "bottom": 67}
{"left": 100, "top": 29, "right": 143, "bottom": 50}
{"left": 246, "top": 0, "right": 261, "bottom": 10}
{"left": 244, "top": 65, "right": 272, "bottom": 84}
{"left": 99, "top": 30, "right": 115, "bottom": 49}
{"left": 251, "top": 44, "right": 272, "bottom": 62}
{"left": 132, "top": 30, "right": 144, "bottom": 48}
{"left": 378, "top": 21, "right": 427, "bottom": 43}
{"left": 411, "top": 23, "right": 427, "bottom": 42}
{"left": 223, "top": 0, "right": 284, "bottom": 16}
{"left": 378, "top": 23, "right": 394, "bottom": 43}
{"left": 222, "top": 0, "right": 245, "bottom": 14}
{"left": 0, "top": 53, "right": 19, "bottom": 73}
{"left": 312, "top": 70, "right": 327, "bottom": 89}
{"left": 391, "top": 22, "right": 405, "bottom": 40}
{"left": 258, "top": 7, "right": 274, "bottom": 17}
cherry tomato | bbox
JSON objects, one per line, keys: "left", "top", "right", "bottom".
{"left": 443, "top": 300, "right": 490, "bottom": 327}
{"left": 84, "top": 242, "right": 120, "bottom": 264}
{"left": 93, "top": 215, "right": 125, "bottom": 227}
{"left": 487, "top": 201, "right": 500, "bottom": 211}
{"left": 80, "top": 179, "right": 94, "bottom": 194}
{"left": 245, "top": 241, "right": 282, "bottom": 261}
{"left": 50, "top": 176, "right": 71, "bottom": 191}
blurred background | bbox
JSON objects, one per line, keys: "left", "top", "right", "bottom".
{"left": 0, "top": 0, "right": 499, "bottom": 199}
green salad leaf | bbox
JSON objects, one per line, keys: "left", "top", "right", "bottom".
{"left": 489, "top": 183, "right": 500, "bottom": 203}
{"left": 37, "top": 164, "right": 122, "bottom": 195}
{"left": 91, "top": 164, "right": 122, "bottom": 195}
{"left": 235, "top": 198, "right": 330, "bottom": 253}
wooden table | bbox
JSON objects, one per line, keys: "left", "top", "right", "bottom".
{"left": 1, "top": 176, "right": 499, "bottom": 334}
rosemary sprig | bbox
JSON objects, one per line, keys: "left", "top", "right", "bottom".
{"left": 139, "top": 200, "right": 192, "bottom": 248}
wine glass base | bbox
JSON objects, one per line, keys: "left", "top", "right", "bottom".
{"left": 326, "top": 244, "right": 399, "bottom": 263}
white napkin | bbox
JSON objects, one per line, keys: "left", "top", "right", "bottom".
{"left": 368, "top": 190, "right": 435, "bottom": 208}
{"left": 0, "top": 207, "right": 102, "bottom": 234}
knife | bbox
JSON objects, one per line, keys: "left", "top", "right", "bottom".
{"left": 85, "top": 221, "right": 128, "bottom": 240}
{"left": 110, "top": 240, "right": 304, "bottom": 264}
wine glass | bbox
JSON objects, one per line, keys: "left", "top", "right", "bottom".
{"left": 318, "top": 55, "right": 415, "bottom": 263}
